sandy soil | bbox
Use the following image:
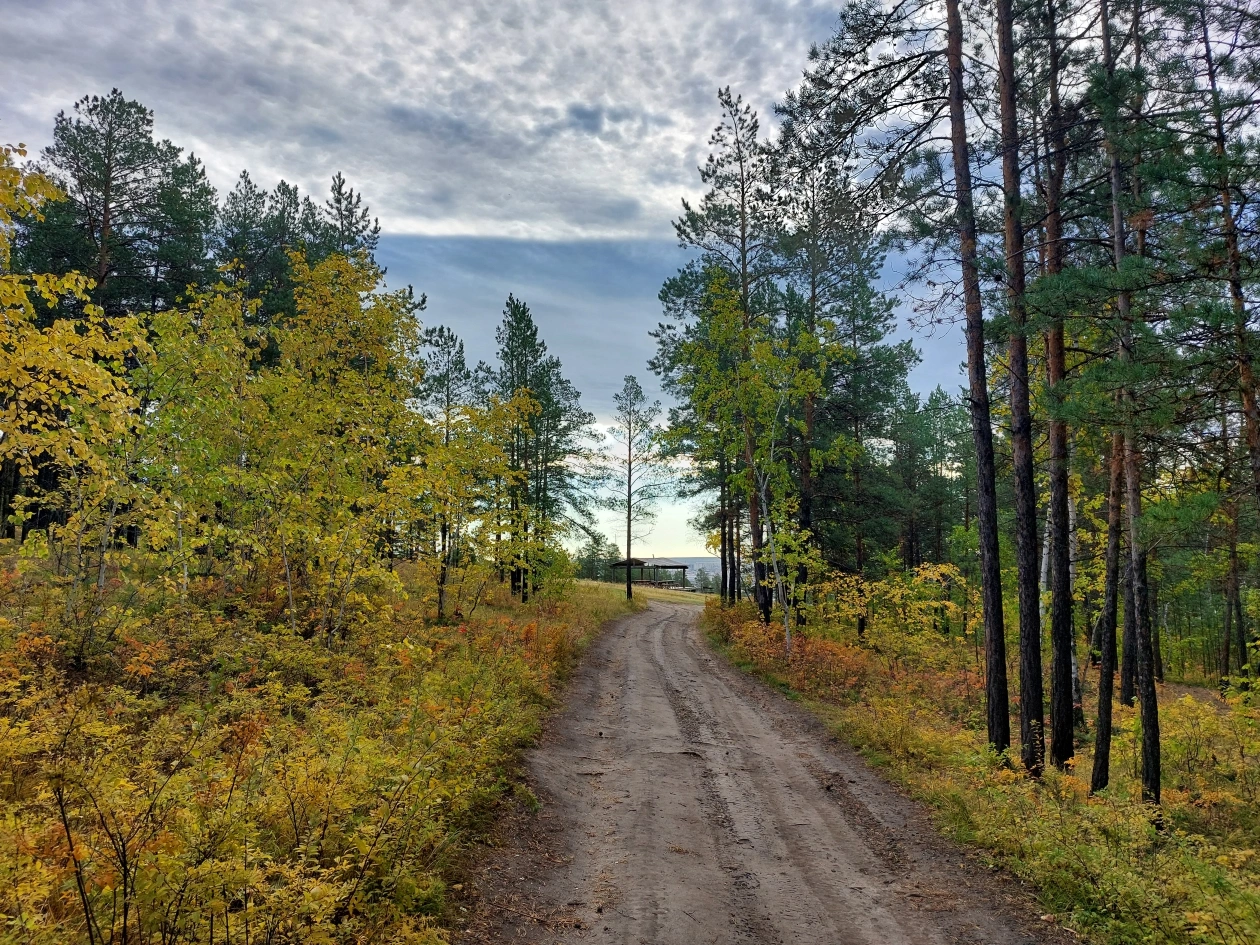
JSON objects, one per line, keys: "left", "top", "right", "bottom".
{"left": 455, "top": 601, "right": 1073, "bottom": 945}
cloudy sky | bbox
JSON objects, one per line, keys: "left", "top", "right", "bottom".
{"left": 3, "top": 0, "right": 966, "bottom": 555}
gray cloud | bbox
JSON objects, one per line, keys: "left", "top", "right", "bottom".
{"left": 4, "top": 0, "right": 965, "bottom": 554}
{"left": 373, "top": 235, "right": 963, "bottom": 551}
{"left": 1, "top": 0, "right": 839, "bottom": 239}
{"left": 375, "top": 237, "right": 965, "bottom": 420}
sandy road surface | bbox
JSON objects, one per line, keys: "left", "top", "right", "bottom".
{"left": 459, "top": 602, "right": 1067, "bottom": 945}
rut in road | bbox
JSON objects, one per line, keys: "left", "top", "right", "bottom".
{"left": 461, "top": 602, "right": 1067, "bottom": 945}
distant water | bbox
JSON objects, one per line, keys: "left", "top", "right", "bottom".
{"left": 669, "top": 556, "right": 720, "bottom": 574}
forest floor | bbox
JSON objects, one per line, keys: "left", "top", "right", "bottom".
{"left": 451, "top": 601, "right": 1070, "bottom": 945}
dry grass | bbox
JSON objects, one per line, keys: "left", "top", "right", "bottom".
{"left": 574, "top": 579, "right": 709, "bottom": 607}
{"left": 704, "top": 595, "right": 1260, "bottom": 945}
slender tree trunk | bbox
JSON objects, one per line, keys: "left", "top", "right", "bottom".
{"left": 1041, "top": 0, "right": 1074, "bottom": 769}
{"left": 758, "top": 472, "right": 793, "bottom": 655}
{"left": 95, "top": 164, "right": 112, "bottom": 302}
{"left": 729, "top": 480, "right": 738, "bottom": 602}
{"left": 719, "top": 471, "right": 729, "bottom": 606}
{"left": 626, "top": 428, "right": 634, "bottom": 601}
{"left": 1223, "top": 563, "right": 1235, "bottom": 681}
{"left": 1121, "top": 558, "right": 1137, "bottom": 705}
{"left": 1199, "top": 5, "right": 1260, "bottom": 503}
{"left": 854, "top": 462, "right": 865, "bottom": 574}
{"left": 726, "top": 499, "right": 734, "bottom": 601}
{"left": 797, "top": 391, "right": 814, "bottom": 626}
{"left": 1221, "top": 400, "right": 1235, "bottom": 681}
{"left": 735, "top": 156, "right": 770, "bottom": 623}
{"left": 1068, "top": 481, "right": 1086, "bottom": 725}
{"left": 1234, "top": 563, "right": 1248, "bottom": 675}
{"left": 1147, "top": 559, "right": 1163, "bottom": 684}
{"left": 494, "top": 475, "right": 504, "bottom": 582}
{"left": 947, "top": 0, "right": 1011, "bottom": 754}
{"left": 1102, "top": 0, "right": 1160, "bottom": 803}
{"left": 1128, "top": 498, "right": 1160, "bottom": 803}
{"left": 745, "top": 426, "right": 770, "bottom": 622}
{"left": 1040, "top": 519, "right": 1052, "bottom": 617}
{"left": 996, "top": 0, "right": 1043, "bottom": 771}
{"left": 520, "top": 516, "right": 529, "bottom": 604}
{"left": 437, "top": 518, "right": 449, "bottom": 620}
{"left": 1091, "top": 433, "right": 1124, "bottom": 792}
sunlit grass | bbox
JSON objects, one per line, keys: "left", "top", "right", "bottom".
{"left": 575, "top": 578, "right": 710, "bottom": 607}
{"left": 705, "top": 596, "right": 1260, "bottom": 945}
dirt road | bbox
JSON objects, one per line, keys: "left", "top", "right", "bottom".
{"left": 459, "top": 602, "right": 1066, "bottom": 945}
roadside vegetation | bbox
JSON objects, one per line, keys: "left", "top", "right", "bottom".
{"left": 0, "top": 97, "right": 637, "bottom": 944}
{"left": 706, "top": 583, "right": 1260, "bottom": 945}
{"left": 660, "top": 0, "right": 1260, "bottom": 939}
{"left": 1, "top": 566, "right": 634, "bottom": 945}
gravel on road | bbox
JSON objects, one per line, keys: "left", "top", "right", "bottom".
{"left": 456, "top": 601, "right": 1072, "bottom": 945}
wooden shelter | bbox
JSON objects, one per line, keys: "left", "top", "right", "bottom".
{"left": 611, "top": 557, "right": 690, "bottom": 588}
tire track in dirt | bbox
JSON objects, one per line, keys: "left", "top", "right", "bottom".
{"left": 457, "top": 602, "right": 1072, "bottom": 945}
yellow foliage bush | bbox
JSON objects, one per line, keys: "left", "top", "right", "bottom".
{"left": 0, "top": 558, "right": 634, "bottom": 944}
{"left": 0, "top": 161, "right": 633, "bottom": 943}
{"left": 705, "top": 569, "right": 1260, "bottom": 945}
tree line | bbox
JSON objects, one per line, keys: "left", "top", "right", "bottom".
{"left": 1, "top": 89, "right": 670, "bottom": 945}
{"left": 3, "top": 88, "right": 598, "bottom": 644}
{"left": 659, "top": 0, "right": 1260, "bottom": 802}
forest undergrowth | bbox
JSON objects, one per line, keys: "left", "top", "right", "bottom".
{"left": 704, "top": 574, "right": 1260, "bottom": 945}
{"left": 0, "top": 556, "right": 637, "bottom": 945}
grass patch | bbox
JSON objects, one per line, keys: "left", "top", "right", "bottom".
{"left": 704, "top": 596, "right": 1260, "bottom": 945}
{"left": 576, "top": 580, "right": 711, "bottom": 607}
{"left": 0, "top": 562, "right": 638, "bottom": 945}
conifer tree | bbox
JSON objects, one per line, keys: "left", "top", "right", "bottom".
{"left": 21, "top": 89, "right": 216, "bottom": 316}
{"left": 604, "top": 375, "right": 671, "bottom": 599}
{"left": 674, "top": 88, "right": 780, "bottom": 622}
{"left": 483, "top": 295, "right": 593, "bottom": 599}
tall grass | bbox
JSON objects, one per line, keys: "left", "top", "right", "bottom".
{"left": 706, "top": 576, "right": 1260, "bottom": 945}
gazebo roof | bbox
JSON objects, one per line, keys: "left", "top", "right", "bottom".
{"left": 611, "top": 557, "right": 689, "bottom": 570}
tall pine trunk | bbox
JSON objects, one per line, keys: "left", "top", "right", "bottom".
{"left": 1091, "top": 433, "right": 1124, "bottom": 792}
{"left": 995, "top": 0, "right": 1045, "bottom": 774}
{"left": 1043, "top": 0, "right": 1075, "bottom": 770}
{"left": 947, "top": 0, "right": 1011, "bottom": 754}
{"left": 1102, "top": 0, "right": 1160, "bottom": 803}
{"left": 1198, "top": 4, "right": 1260, "bottom": 504}
{"left": 1221, "top": 402, "right": 1236, "bottom": 679}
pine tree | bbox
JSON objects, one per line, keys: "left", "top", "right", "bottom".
{"left": 603, "top": 375, "right": 671, "bottom": 599}
{"left": 20, "top": 89, "right": 216, "bottom": 317}
{"left": 674, "top": 88, "right": 780, "bottom": 622}
{"left": 324, "top": 171, "right": 381, "bottom": 256}
{"left": 483, "top": 295, "right": 594, "bottom": 599}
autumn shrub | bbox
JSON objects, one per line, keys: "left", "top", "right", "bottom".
{"left": 0, "top": 156, "right": 637, "bottom": 944}
{"left": 0, "top": 555, "right": 634, "bottom": 945}
{"left": 705, "top": 569, "right": 1260, "bottom": 945}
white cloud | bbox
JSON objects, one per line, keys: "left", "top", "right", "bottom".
{"left": 5, "top": 0, "right": 970, "bottom": 557}
{"left": 1, "top": 0, "right": 839, "bottom": 239}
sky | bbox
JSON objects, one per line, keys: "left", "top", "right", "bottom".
{"left": 2, "top": 0, "right": 966, "bottom": 555}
